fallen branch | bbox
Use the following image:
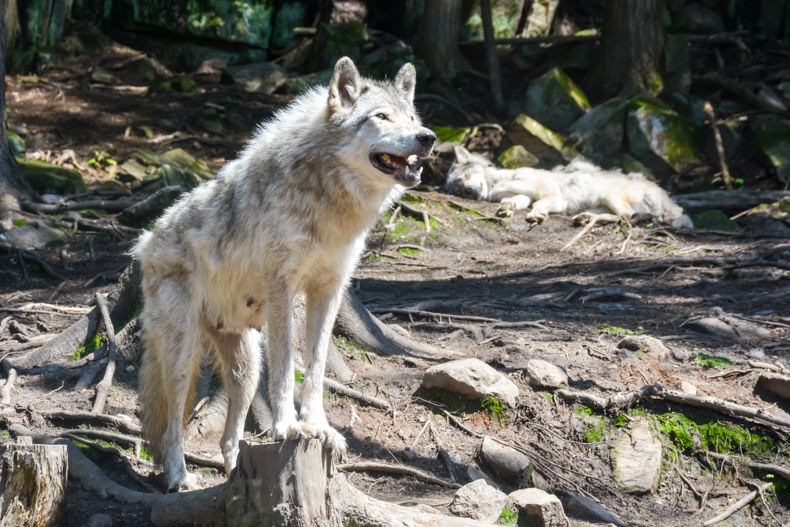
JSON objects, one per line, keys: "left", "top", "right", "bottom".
{"left": 92, "top": 293, "right": 118, "bottom": 414}
{"left": 337, "top": 460, "right": 460, "bottom": 489}
{"left": 703, "top": 101, "right": 733, "bottom": 190}
{"left": 701, "top": 482, "right": 771, "bottom": 526}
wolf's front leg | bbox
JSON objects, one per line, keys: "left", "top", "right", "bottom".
{"left": 300, "top": 283, "right": 347, "bottom": 452}
{"left": 265, "top": 289, "right": 309, "bottom": 442}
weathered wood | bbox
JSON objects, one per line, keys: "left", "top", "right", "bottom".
{"left": 226, "top": 439, "right": 331, "bottom": 527}
{"left": 0, "top": 442, "right": 68, "bottom": 527}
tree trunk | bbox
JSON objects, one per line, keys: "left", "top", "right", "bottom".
{"left": 0, "top": 8, "right": 31, "bottom": 232}
{"left": 225, "top": 440, "right": 331, "bottom": 527}
{"left": 415, "top": 0, "right": 464, "bottom": 82}
{"left": 0, "top": 442, "right": 68, "bottom": 527}
{"left": 594, "top": 0, "right": 665, "bottom": 99}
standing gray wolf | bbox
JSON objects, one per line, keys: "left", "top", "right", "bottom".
{"left": 446, "top": 146, "right": 692, "bottom": 228}
{"left": 133, "top": 57, "right": 435, "bottom": 490}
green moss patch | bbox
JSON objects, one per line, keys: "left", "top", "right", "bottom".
{"left": 653, "top": 412, "right": 777, "bottom": 456}
{"left": 693, "top": 352, "right": 735, "bottom": 370}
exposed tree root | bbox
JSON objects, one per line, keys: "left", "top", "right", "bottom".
{"left": 556, "top": 384, "right": 790, "bottom": 431}
{"left": 92, "top": 292, "right": 118, "bottom": 414}
{"left": 334, "top": 289, "right": 461, "bottom": 361}
{"left": 701, "top": 482, "right": 771, "bottom": 526}
{"left": 337, "top": 460, "right": 460, "bottom": 489}
{"left": 700, "top": 451, "right": 790, "bottom": 483}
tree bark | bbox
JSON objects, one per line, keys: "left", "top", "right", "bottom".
{"left": 0, "top": 442, "right": 68, "bottom": 527}
{"left": 0, "top": 7, "right": 32, "bottom": 232}
{"left": 415, "top": 0, "right": 464, "bottom": 82}
{"left": 594, "top": 0, "right": 665, "bottom": 99}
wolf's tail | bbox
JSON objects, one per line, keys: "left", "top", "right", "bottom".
{"left": 138, "top": 327, "right": 169, "bottom": 461}
{"left": 138, "top": 324, "right": 200, "bottom": 462}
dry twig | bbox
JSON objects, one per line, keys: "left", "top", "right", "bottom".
{"left": 337, "top": 461, "right": 460, "bottom": 489}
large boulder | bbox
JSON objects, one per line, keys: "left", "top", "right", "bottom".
{"left": 626, "top": 96, "right": 701, "bottom": 177}
{"left": 480, "top": 436, "right": 530, "bottom": 484}
{"left": 17, "top": 159, "right": 85, "bottom": 195}
{"left": 508, "top": 488, "right": 569, "bottom": 527}
{"left": 449, "top": 479, "right": 508, "bottom": 522}
{"left": 422, "top": 358, "right": 519, "bottom": 407}
{"left": 751, "top": 115, "right": 790, "bottom": 183}
{"left": 611, "top": 419, "right": 662, "bottom": 494}
{"left": 506, "top": 114, "right": 580, "bottom": 166}
{"left": 525, "top": 68, "right": 590, "bottom": 133}
{"left": 568, "top": 97, "right": 629, "bottom": 159}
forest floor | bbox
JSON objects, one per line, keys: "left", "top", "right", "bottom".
{"left": 2, "top": 36, "right": 790, "bottom": 527}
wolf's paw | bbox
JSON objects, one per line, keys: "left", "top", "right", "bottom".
{"left": 495, "top": 202, "right": 514, "bottom": 218}
{"left": 167, "top": 471, "right": 198, "bottom": 493}
{"left": 525, "top": 212, "right": 546, "bottom": 224}
{"left": 320, "top": 425, "right": 348, "bottom": 453}
{"left": 273, "top": 419, "right": 311, "bottom": 442}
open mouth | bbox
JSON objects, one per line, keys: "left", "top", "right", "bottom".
{"left": 370, "top": 153, "right": 423, "bottom": 186}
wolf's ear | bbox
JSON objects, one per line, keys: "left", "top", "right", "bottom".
{"left": 394, "top": 63, "right": 416, "bottom": 103}
{"left": 328, "top": 57, "right": 362, "bottom": 114}
{"left": 453, "top": 145, "right": 472, "bottom": 164}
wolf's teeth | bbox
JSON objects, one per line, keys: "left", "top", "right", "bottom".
{"left": 408, "top": 155, "right": 419, "bottom": 166}
{"left": 417, "top": 166, "right": 423, "bottom": 175}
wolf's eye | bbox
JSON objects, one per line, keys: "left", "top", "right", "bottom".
{"left": 375, "top": 113, "right": 389, "bottom": 121}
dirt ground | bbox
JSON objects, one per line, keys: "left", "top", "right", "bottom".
{"left": 2, "top": 34, "right": 790, "bottom": 527}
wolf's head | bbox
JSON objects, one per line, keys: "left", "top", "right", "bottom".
{"left": 444, "top": 145, "right": 493, "bottom": 201}
{"left": 327, "top": 57, "right": 435, "bottom": 188}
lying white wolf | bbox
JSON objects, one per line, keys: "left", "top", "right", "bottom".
{"left": 445, "top": 146, "right": 692, "bottom": 228}
{"left": 134, "top": 57, "right": 435, "bottom": 490}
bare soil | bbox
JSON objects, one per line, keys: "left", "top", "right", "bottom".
{"left": 2, "top": 33, "right": 790, "bottom": 527}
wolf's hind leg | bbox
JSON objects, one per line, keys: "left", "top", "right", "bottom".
{"left": 300, "top": 283, "right": 347, "bottom": 452}
{"left": 209, "top": 328, "right": 261, "bottom": 474}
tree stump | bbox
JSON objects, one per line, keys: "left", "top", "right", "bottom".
{"left": 0, "top": 442, "right": 68, "bottom": 527}
{"left": 225, "top": 439, "right": 331, "bottom": 527}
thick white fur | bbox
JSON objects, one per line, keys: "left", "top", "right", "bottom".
{"left": 445, "top": 146, "right": 693, "bottom": 228}
{"left": 133, "top": 57, "right": 435, "bottom": 490}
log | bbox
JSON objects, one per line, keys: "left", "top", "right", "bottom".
{"left": 0, "top": 442, "right": 68, "bottom": 527}
{"left": 225, "top": 439, "right": 331, "bottom": 527}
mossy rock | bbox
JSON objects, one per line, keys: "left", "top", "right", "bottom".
{"left": 750, "top": 115, "right": 790, "bottom": 182}
{"left": 525, "top": 67, "right": 590, "bottom": 132}
{"left": 307, "top": 22, "right": 367, "bottom": 70}
{"left": 626, "top": 96, "right": 701, "bottom": 177}
{"left": 18, "top": 159, "right": 86, "bottom": 195}
{"left": 230, "top": 61, "right": 287, "bottom": 94}
{"left": 159, "top": 148, "right": 213, "bottom": 178}
{"left": 569, "top": 97, "right": 629, "bottom": 159}
{"left": 746, "top": 196, "right": 790, "bottom": 220}
{"left": 506, "top": 114, "right": 579, "bottom": 166}
{"left": 497, "top": 145, "right": 539, "bottom": 169}
{"left": 3, "top": 224, "right": 66, "bottom": 249}
{"left": 690, "top": 210, "right": 739, "bottom": 231}
{"left": 150, "top": 75, "right": 199, "bottom": 94}
{"left": 432, "top": 126, "right": 473, "bottom": 154}
{"left": 8, "top": 131, "right": 26, "bottom": 158}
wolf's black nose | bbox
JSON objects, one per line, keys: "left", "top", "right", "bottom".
{"left": 417, "top": 130, "right": 436, "bottom": 147}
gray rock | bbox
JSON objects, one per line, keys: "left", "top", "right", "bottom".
{"left": 506, "top": 114, "right": 580, "bottom": 166}
{"left": 508, "top": 488, "right": 569, "bottom": 527}
{"left": 3, "top": 224, "right": 65, "bottom": 250}
{"left": 422, "top": 358, "right": 519, "bottom": 407}
{"left": 480, "top": 436, "right": 530, "bottom": 484}
{"left": 617, "top": 335, "right": 670, "bottom": 361}
{"left": 230, "top": 61, "right": 288, "bottom": 95}
{"left": 751, "top": 115, "right": 790, "bottom": 183}
{"left": 756, "top": 372, "right": 790, "bottom": 400}
{"left": 569, "top": 97, "right": 629, "bottom": 159}
{"left": 525, "top": 68, "right": 590, "bottom": 132}
{"left": 525, "top": 359, "right": 568, "bottom": 389}
{"left": 497, "top": 145, "right": 539, "bottom": 169}
{"left": 450, "top": 479, "right": 508, "bottom": 522}
{"left": 117, "top": 158, "right": 149, "bottom": 183}
{"left": 626, "top": 96, "right": 701, "bottom": 177}
{"left": 87, "top": 513, "right": 113, "bottom": 527}
{"left": 564, "top": 495, "right": 624, "bottom": 526}
{"left": 611, "top": 419, "right": 662, "bottom": 494}
{"left": 521, "top": 0, "right": 560, "bottom": 37}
